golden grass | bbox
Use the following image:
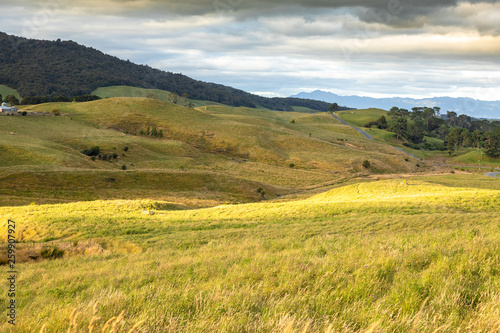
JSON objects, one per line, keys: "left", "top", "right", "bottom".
{"left": 1, "top": 176, "right": 500, "bottom": 331}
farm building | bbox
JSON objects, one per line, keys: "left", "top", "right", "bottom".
{"left": 0, "top": 102, "right": 18, "bottom": 113}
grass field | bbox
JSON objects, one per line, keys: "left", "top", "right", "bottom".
{"left": 93, "top": 85, "right": 237, "bottom": 108}
{"left": 0, "top": 85, "right": 20, "bottom": 99}
{"left": 2, "top": 175, "right": 500, "bottom": 332}
{"left": 336, "top": 109, "right": 387, "bottom": 128}
{"left": 4, "top": 98, "right": 500, "bottom": 332}
{"left": 449, "top": 149, "right": 500, "bottom": 168}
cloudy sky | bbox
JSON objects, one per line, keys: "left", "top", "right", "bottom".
{"left": 1, "top": 0, "right": 500, "bottom": 100}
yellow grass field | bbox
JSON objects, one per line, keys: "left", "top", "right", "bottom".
{"left": 2, "top": 98, "right": 499, "bottom": 332}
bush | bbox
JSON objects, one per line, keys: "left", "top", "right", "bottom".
{"left": 21, "top": 111, "right": 27, "bottom": 116}
{"left": 362, "top": 160, "right": 371, "bottom": 168}
{"left": 51, "top": 109, "right": 61, "bottom": 116}
{"left": 124, "top": 146, "right": 129, "bottom": 152}
{"left": 121, "top": 165, "right": 127, "bottom": 170}
{"left": 289, "top": 163, "right": 295, "bottom": 168}
{"left": 81, "top": 146, "right": 100, "bottom": 157}
{"left": 290, "top": 119, "right": 296, "bottom": 124}
{"left": 403, "top": 142, "right": 421, "bottom": 150}
{"left": 40, "top": 247, "right": 64, "bottom": 259}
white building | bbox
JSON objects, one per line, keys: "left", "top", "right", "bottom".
{"left": 0, "top": 102, "right": 18, "bottom": 113}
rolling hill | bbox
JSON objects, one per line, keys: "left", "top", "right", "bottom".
{"left": 0, "top": 32, "right": 333, "bottom": 111}
{"left": 0, "top": 98, "right": 434, "bottom": 206}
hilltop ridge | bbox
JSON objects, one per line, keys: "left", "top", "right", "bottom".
{"left": 0, "top": 32, "right": 333, "bottom": 111}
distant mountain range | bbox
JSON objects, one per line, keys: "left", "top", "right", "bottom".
{"left": 0, "top": 32, "right": 331, "bottom": 112}
{"left": 291, "top": 90, "right": 500, "bottom": 119}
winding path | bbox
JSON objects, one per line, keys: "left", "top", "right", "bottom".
{"left": 330, "top": 113, "right": 373, "bottom": 140}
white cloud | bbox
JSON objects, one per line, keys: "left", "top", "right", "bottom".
{"left": 0, "top": 1, "right": 499, "bottom": 100}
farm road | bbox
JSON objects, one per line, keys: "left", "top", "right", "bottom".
{"left": 330, "top": 113, "right": 373, "bottom": 140}
{"left": 485, "top": 172, "right": 500, "bottom": 178}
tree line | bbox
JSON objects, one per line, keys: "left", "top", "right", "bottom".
{"left": 0, "top": 94, "right": 101, "bottom": 106}
{"left": 364, "top": 106, "right": 500, "bottom": 158}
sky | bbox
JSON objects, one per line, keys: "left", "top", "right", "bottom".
{"left": 1, "top": 0, "right": 500, "bottom": 100}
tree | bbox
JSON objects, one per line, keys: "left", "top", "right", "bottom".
{"left": 456, "top": 114, "right": 472, "bottom": 129}
{"left": 329, "top": 103, "right": 339, "bottom": 112}
{"left": 472, "top": 130, "right": 484, "bottom": 150}
{"left": 0, "top": 94, "right": 3, "bottom": 103}
{"left": 446, "top": 111, "right": 458, "bottom": 126}
{"left": 435, "top": 124, "right": 451, "bottom": 140}
{"left": 423, "top": 107, "right": 435, "bottom": 132}
{"left": 446, "top": 128, "right": 465, "bottom": 153}
{"left": 388, "top": 117, "right": 408, "bottom": 140}
{"left": 407, "top": 117, "right": 425, "bottom": 144}
{"left": 377, "top": 116, "right": 387, "bottom": 129}
{"left": 460, "top": 129, "right": 472, "bottom": 150}
{"left": 81, "top": 146, "right": 100, "bottom": 157}
{"left": 485, "top": 128, "right": 500, "bottom": 158}
{"left": 4, "top": 94, "right": 19, "bottom": 106}
{"left": 170, "top": 92, "right": 179, "bottom": 104}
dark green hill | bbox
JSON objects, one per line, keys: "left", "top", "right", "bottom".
{"left": 0, "top": 32, "right": 336, "bottom": 111}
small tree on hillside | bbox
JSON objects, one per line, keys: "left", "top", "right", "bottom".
{"left": 4, "top": 94, "right": 19, "bottom": 106}
{"left": 329, "top": 103, "right": 339, "bottom": 112}
{"left": 388, "top": 117, "right": 408, "bottom": 140}
{"left": 485, "top": 128, "right": 500, "bottom": 158}
{"left": 377, "top": 115, "right": 388, "bottom": 129}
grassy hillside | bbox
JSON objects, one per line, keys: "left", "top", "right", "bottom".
{"left": 0, "top": 84, "right": 20, "bottom": 99}
{"left": 336, "top": 108, "right": 387, "bottom": 128}
{"left": 93, "top": 86, "right": 174, "bottom": 101}
{"left": 93, "top": 85, "right": 227, "bottom": 108}
{"left": 336, "top": 109, "right": 453, "bottom": 161}
{"left": 0, "top": 98, "right": 431, "bottom": 206}
{"left": 449, "top": 149, "right": 500, "bottom": 168}
{"left": 2, "top": 176, "right": 500, "bottom": 332}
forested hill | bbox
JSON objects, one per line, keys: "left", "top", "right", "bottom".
{"left": 0, "top": 32, "right": 333, "bottom": 111}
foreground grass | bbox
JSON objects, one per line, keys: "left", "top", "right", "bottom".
{"left": 1, "top": 177, "right": 500, "bottom": 332}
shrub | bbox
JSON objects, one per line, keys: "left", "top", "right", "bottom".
{"left": 112, "top": 153, "right": 118, "bottom": 159}
{"left": 121, "top": 165, "right": 127, "bottom": 170}
{"left": 40, "top": 247, "right": 64, "bottom": 259}
{"left": 51, "top": 109, "right": 61, "bottom": 116}
{"left": 362, "top": 160, "right": 371, "bottom": 168}
{"left": 81, "top": 146, "right": 100, "bottom": 157}
{"left": 289, "top": 163, "right": 295, "bottom": 168}
{"left": 124, "top": 146, "right": 129, "bottom": 152}
{"left": 257, "top": 187, "right": 266, "bottom": 198}
{"left": 290, "top": 119, "right": 296, "bottom": 124}
{"left": 21, "top": 111, "right": 27, "bottom": 116}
